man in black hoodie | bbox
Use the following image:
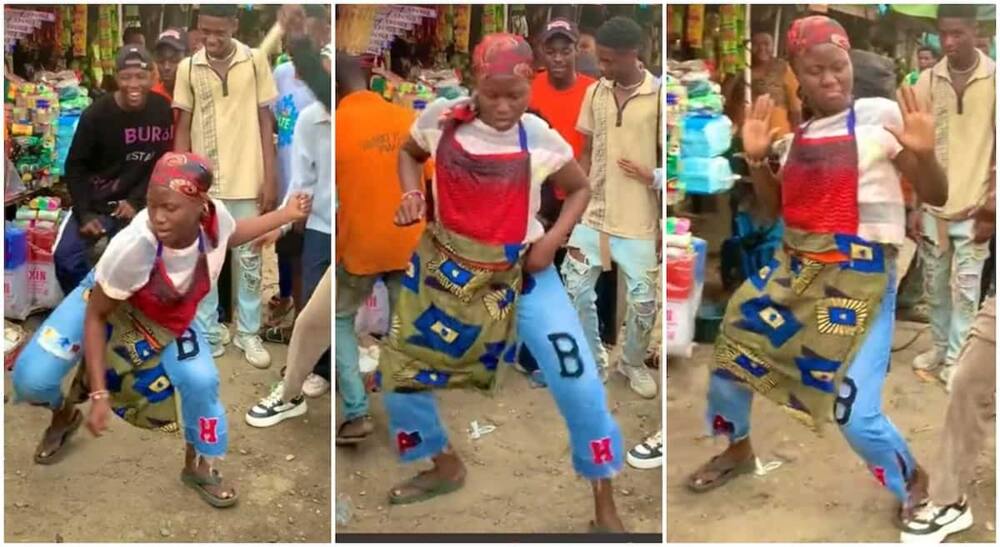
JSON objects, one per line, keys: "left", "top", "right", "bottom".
{"left": 54, "top": 45, "right": 173, "bottom": 294}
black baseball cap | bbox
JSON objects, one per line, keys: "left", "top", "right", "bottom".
{"left": 116, "top": 45, "right": 153, "bottom": 72}
{"left": 155, "top": 28, "right": 188, "bottom": 54}
{"left": 540, "top": 18, "right": 579, "bottom": 44}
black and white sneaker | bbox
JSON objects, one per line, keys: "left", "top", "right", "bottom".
{"left": 245, "top": 382, "right": 308, "bottom": 428}
{"left": 900, "top": 497, "right": 973, "bottom": 543}
{"left": 626, "top": 430, "right": 663, "bottom": 470}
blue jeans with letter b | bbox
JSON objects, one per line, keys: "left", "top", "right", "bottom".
{"left": 383, "top": 265, "right": 624, "bottom": 479}
{"left": 13, "top": 271, "right": 228, "bottom": 458}
{"left": 706, "top": 275, "right": 917, "bottom": 502}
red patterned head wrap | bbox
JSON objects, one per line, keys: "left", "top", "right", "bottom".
{"left": 786, "top": 16, "right": 851, "bottom": 59}
{"left": 149, "top": 152, "right": 219, "bottom": 247}
{"left": 472, "top": 33, "right": 535, "bottom": 81}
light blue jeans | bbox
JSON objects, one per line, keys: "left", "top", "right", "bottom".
{"left": 13, "top": 271, "right": 228, "bottom": 458}
{"left": 383, "top": 265, "right": 624, "bottom": 479}
{"left": 334, "top": 265, "right": 401, "bottom": 421}
{"left": 561, "top": 224, "right": 658, "bottom": 371}
{"left": 195, "top": 199, "right": 262, "bottom": 343}
{"left": 919, "top": 213, "right": 990, "bottom": 364}
{"left": 706, "top": 274, "right": 917, "bottom": 502}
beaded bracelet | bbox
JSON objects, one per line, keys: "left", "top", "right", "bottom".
{"left": 402, "top": 190, "right": 425, "bottom": 201}
{"left": 89, "top": 390, "right": 110, "bottom": 401}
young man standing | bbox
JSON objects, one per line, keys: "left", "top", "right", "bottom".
{"left": 174, "top": 4, "right": 280, "bottom": 367}
{"left": 912, "top": 5, "right": 996, "bottom": 385}
{"left": 564, "top": 16, "right": 660, "bottom": 399}
{"left": 331, "top": 53, "right": 424, "bottom": 443}
{"left": 55, "top": 45, "right": 173, "bottom": 295}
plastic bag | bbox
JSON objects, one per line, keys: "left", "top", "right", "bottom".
{"left": 26, "top": 224, "right": 63, "bottom": 311}
{"left": 5, "top": 223, "right": 31, "bottom": 320}
{"left": 354, "top": 279, "right": 389, "bottom": 336}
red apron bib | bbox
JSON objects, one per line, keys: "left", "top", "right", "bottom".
{"left": 128, "top": 233, "right": 212, "bottom": 337}
{"left": 782, "top": 105, "right": 860, "bottom": 236}
{"left": 433, "top": 119, "right": 532, "bottom": 245}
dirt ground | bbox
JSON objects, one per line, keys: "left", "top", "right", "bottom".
{"left": 335, "top": 348, "right": 663, "bottom": 535}
{"left": 666, "top": 322, "right": 996, "bottom": 542}
{"left": 4, "top": 250, "right": 331, "bottom": 543}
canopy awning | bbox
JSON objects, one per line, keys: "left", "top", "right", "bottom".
{"left": 890, "top": 4, "right": 995, "bottom": 21}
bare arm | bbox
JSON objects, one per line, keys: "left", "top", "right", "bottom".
{"left": 546, "top": 160, "right": 591, "bottom": 243}
{"left": 174, "top": 110, "right": 193, "bottom": 152}
{"left": 579, "top": 134, "right": 592, "bottom": 176}
{"left": 258, "top": 107, "right": 279, "bottom": 212}
{"left": 83, "top": 284, "right": 121, "bottom": 397}
{"left": 748, "top": 163, "right": 783, "bottom": 222}
{"left": 230, "top": 204, "right": 306, "bottom": 248}
{"left": 394, "top": 137, "right": 431, "bottom": 226}
{"left": 889, "top": 87, "right": 948, "bottom": 207}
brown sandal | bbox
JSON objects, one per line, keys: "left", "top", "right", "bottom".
{"left": 335, "top": 416, "right": 374, "bottom": 446}
{"left": 34, "top": 409, "right": 83, "bottom": 464}
{"left": 686, "top": 453, "right": 756, "bottom": 493}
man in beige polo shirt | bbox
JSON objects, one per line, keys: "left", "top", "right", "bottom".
{"left": 174, "top": 4, "right": 280, "bottom": 369}
{"left": 563, "top": 16, "right": 660, "bottom": 399}
{"left": 912, "top": 5, "right": 996, "bottom": 386}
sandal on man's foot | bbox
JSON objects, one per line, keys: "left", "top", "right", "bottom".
{"left": 686, "top": 453, "right": 756, "bottom": 493}
{"left": 262, "top": 326, "right": 293, "bottom": 345}
{"left": 34, "top": 409, "right": 83, "bottom": 464}
{"left": 388, "top": 470, "right": 465, "bottom": 505}
{"left": 336, "top": 416, "right": 374, "bottom": 446}
{"left": 181, "top": 467, "right": 239, "bottom": 508}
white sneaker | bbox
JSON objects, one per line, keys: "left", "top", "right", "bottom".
{"left": 358, "top": 345, "right": 380, "bottom": 374}
{"left": 939, "top": 364, "right": 957, "bottom": 393}
{"left": 218, "top": 323, "right": 232, "bottom": 346}
{"left": 900, "top": 497, "right": 973, "bottom": 543}
{"left": 245, "top": 382, "right": 308, "bottom": 428}
{"left": 211, "top": 343, "right": 226, "bottom": 358}
{"left": 618, "top": 363, "right": 658, "bottom": 398}
{"left": 913, "top": 347, "right": 945, "bottom": 371}
{"left": 235, "top": 334, "right": 271, "bottom": 369}
{"left": 626, "top": 430, "right": 663, "bottom": 470}
{"left": 302, "top": 373, "right": 331, "bottom": 398}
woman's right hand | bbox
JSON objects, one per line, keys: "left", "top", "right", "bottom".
{"left": 87, "top": 397, "right": 111, "bottom": 437}
{"left": 394, "top": 193, "right": 426, "bottom": 226}
{"left": 742, "top": 94, "right": 777, "bottom": 161}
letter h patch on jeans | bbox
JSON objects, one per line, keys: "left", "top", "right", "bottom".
{"left": 590, "top": 437, "right": 614, "bottom": 465}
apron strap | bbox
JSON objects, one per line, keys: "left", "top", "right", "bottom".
{"left": 517, "top": 121, "right": 528, "bottom": 152}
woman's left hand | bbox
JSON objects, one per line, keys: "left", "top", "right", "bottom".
{"left": 888, "top": 86, "right": 936, "bottom": 157}
{"left": 524, "top": 234, "right": 562, "bottom": 273}
{"left": 283, "top": 192, "right": 313, "bottom": 222}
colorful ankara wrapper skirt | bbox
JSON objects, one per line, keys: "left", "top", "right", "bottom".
{"left": 379, "top": 223, "right": 525, "bottom": 392}
{"left": 712, "top": 231, "right": 891, "bottom": 431}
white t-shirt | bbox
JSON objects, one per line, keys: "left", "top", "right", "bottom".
{"left": 778, "top": 97, "right": 906, "bottom": 245}
{"left": 411, "top": 97, "right": 574, "bottom": 244}
{"left": 96, "top": 198, "right": 237, "bottom": 300}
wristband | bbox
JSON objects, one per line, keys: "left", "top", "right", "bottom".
{"left": 89, "top": 390, "right": 110, "bottom": 401}
{"left": 403, "top": 190, "right": 425, "bottom": 201}
{"left": 746, "top": 156, "right": 767, "bottom": 169}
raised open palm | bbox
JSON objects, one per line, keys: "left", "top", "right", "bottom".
{"left": 887, "top": 86, "right": 935, "bottom": 156}
{"left": 742, "top": 94, "right": 777, "bottom": 160}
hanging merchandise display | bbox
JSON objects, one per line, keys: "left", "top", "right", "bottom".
{"left": 71, "top": 5, "right": 86, "bottom": 58}
{"left": 667, "top": 58, "right": 733, "bottom": 196}
{"left": 454, "top": 5, "right": 471, "bottom": 52}
{"left": 481, "top": 5, "right": 505, "bottom": 35}
{"left": 686, "top": 5, "right": 705, "bottom": 51}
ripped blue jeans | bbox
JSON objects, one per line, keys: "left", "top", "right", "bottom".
{"left": 12, "top": 271, "right": 228, "bottom": 458}
{"left": 561, "top": 224, "right": 659, "bottom": 371}
{"left": 706, "top": 277, "right": 917, "bottom": 502}
{"left": 383, "top": 265, "right": 624, "bottom": 479}
{"left": 919, "top": 213, "right": 990, "bottom": 364}
{"left": 195, "top": 199, "right": 262, "bottom": 342}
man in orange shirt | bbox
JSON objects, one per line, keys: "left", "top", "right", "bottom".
{"left": 334, "top": 53, "right": 425, "bottom": 444}
{"left": 530, "top": 18, "right": 595, "bottom": 163}
{"left": 150, "top": 28, "right": 187, "bottom": 102}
